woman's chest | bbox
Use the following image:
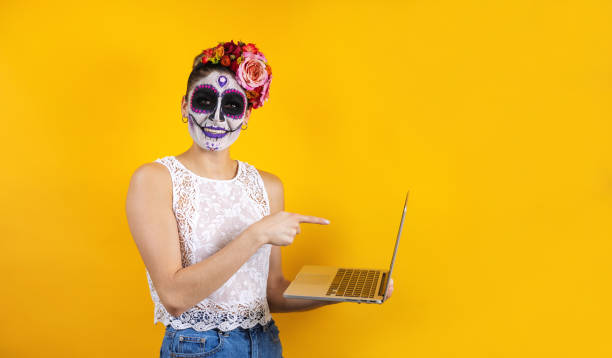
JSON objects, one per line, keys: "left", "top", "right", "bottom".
{"left": 191, "top": 182, "right": 264, "bottom": 256}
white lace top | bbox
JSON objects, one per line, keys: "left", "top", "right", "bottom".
{"left": 145, "top": 155, "right": 273, "bottom": 332}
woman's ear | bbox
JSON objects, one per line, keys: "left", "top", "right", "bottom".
{"left": 181, "top": 95, "right": 188, "bottom": 117}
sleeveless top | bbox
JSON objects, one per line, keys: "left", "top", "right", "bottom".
{"left": 145, "top": 155, "right": 273, "bottom": 332}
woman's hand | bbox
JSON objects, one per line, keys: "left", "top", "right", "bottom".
{"left": 383, "top": 277, "right": 394, "bottom": 301}
{"left": 247, "top": 210, "right": 330, "bottom": 246}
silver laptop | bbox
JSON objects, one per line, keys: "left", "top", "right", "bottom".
{"left": 283, "top": 191, "right": 409, "bottom": 304}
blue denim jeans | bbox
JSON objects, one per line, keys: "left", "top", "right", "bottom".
{"left": 160, "top": 319, "right": 283, "bottom": 358}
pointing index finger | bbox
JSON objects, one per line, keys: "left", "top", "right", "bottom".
{"left": 296, "top": 214, "right": 330, "bottom": 225}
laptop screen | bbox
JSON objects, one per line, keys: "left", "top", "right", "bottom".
{"left": 383, "top": 190, "right": 409, "bottom": 297}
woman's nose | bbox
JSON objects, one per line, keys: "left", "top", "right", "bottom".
{"left": 207, "top": 110, "right": 225, "bottom": 122}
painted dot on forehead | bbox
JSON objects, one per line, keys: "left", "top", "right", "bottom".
{"left": 218, "top": 75, "right": 228, "bottom": 87}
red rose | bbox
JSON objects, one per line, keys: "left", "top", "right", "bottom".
{"left": 220, "top": 55, "right": 231, "bottom": 66}
{"left": 242, "top": 43, "right": 258, "bottom": 54}
{"left": 229, "top": 61, "right": 239, "bottom": 72}
{"left": 223, "top": 40, "right": 238, "bottom": 55}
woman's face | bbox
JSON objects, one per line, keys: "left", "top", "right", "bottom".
{"left": 182, "top": 69, "right": 251, "bottom": 152}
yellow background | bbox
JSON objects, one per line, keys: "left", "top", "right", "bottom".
{"left": 1, "top": 0, "right": 610, "bottom": 357}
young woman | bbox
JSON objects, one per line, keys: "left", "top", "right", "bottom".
{"left": 125, "top": 40, "right": 393, "bottom": 358}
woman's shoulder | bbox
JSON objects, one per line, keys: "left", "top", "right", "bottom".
{"left": 126, "top": 159, "right": 174, "bottom": 219}
{"left": 238, "top": 160, "right": 281, "bottom": 186}
{"left": 128, "top": 158, "right": 174, "bottom": 193}
{"left": 250, "top": 165, "right": 284, "bottom": 206}
{"left": 251, "top": 166, "right": 282, "bottom": 188}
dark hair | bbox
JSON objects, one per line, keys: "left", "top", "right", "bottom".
{"left": 185, "top": 53, "right": 253, "bottom": 110}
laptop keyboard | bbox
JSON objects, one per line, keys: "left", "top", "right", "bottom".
{"left": 325, "top": 268, "right": 381, "bottom": 298}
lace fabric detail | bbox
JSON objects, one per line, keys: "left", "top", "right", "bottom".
{"left": 145, "top": 156, "right": 272, "bottom": 331}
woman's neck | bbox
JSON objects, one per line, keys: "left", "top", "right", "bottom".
{"left": 176, "top": 143, "right": 237, "bottom": 180}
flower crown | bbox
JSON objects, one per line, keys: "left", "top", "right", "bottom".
{"left": 198, "top": 40, "right": 272, "bottom": 109}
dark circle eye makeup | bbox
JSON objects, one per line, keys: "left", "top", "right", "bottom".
{"left": 190, "top": 84, "right": 218, "bottom": 113}
{"left": 190, "top": 84, "right": 247, "bottom": 119}
{"left": 220, "top": 89, "right": 246, "bottom": 119}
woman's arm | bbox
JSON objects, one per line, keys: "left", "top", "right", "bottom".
{"left": 258, "top": 169, "right": 394, "bottom": 312}
{"left": 258, "top": 169, "right": 338, "bottom": 312}
{"left": 267, "top": 246, "right": 340, "bottom": 312}
{"left": 126, "top": 162, "right": 265, "bottom": 317}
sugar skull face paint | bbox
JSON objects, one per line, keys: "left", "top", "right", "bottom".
{"left": 185, "top": 69, "right": 248, "bottom": 151}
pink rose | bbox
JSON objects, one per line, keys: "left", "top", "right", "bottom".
{"left": 258, "top": 75, "right": 272, "bottom": 108}
{"left": 245, "top": 51, "right": 267, "bottom": 63}
{"left": 236, "top": 54, "right": 269, "bottom": 91}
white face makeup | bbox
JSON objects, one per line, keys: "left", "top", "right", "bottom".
{"left": 185, "top": 69, "right": 248, "bottom": 151}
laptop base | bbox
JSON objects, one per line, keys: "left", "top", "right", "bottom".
{"left": 282, "top": 265, "right": 387, "bottom": 304}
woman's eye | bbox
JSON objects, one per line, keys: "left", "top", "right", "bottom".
{"left": 221, "top": 93, "right": 244, "bottom": 115}
{"left": 191, "top": 87, "right": 219, "bottom": 111}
